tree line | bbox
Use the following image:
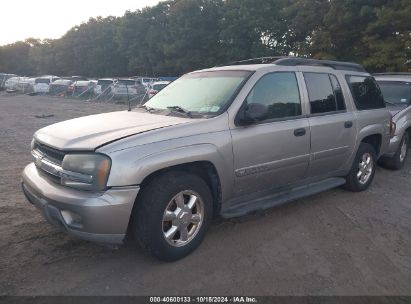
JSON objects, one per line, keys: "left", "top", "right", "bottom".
{"left": 0, "top": 0, "right": 410, "bottom": 77}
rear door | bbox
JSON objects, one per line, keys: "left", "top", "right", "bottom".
{"left": 301, "top": 71, "right": 357, "bottom": 177}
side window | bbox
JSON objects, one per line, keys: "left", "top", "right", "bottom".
{"left": 329, "top": 74, "right": 346, "bottom": 111}
{"left": 346, "top": 75, "right": 385, "bottom": 110}
{"left": 245, "top": 72, "right": 301, "bottom": 121}
{"left": 304, "top": 72, "right": 338, "bottom": 114}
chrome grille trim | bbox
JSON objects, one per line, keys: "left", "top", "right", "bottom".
{"left": 31, "top": 149, "right": 93, "bottom": 184}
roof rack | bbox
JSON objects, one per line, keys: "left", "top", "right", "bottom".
{"left": 273, "top": 57, "right": 366, "bottom": 72}
{"left": 227, "top": 56, "right": 287, "bottom": 66}
{"left": 373, "top": 72, "right": 411, "bottom": 76}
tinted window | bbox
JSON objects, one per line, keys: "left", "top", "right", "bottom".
{"left": 97, "top": 80, "right": 113, "bottom": 85}
{"left": 304, "top": 73, "right": 338, "bottom": 114}
{"left": 377, "top": 81, "right": 411, "bottom": 105}
{"left": 346, "top": 76, "right": 385, "bottom": 110}
{"left": 330, "top": 74, "right": 346, "bottom": 110}
{"left": 245, "top": 72, "right": 301, "bottom": 120}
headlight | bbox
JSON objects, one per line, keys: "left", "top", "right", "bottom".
{"left": 61, "top": 154, "right": 111, "bottom": 191}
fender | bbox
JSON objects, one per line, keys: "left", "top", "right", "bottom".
{"left": 106, "top": 143, "right": 235, "bottom": 201}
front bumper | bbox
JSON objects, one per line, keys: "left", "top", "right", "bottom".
{"left": 22, "top": 163, "right": 140, "bottom": 244}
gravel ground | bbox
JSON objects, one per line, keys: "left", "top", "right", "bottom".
{"left": 0, "top": 94, "right": 410, "bottom": 296}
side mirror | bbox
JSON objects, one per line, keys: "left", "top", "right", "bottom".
{"left": 238, "top": 103, "right": 268, "bottom": 125}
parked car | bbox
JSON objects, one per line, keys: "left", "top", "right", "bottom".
{"left": 0, "top": 73, "right": 17, "bottom": 90}
{"left": 5, "top": 76, "right": 31, "bottom": 91}
{"left": 94, "top": 78, "right": 116, "bottom": 95}
{"left": 33, "top": 76, "right": 60, "bottom": 94}
{"left": 148, "top": 81, "right": 170, "bottom": 98}
{"left": 48, "top": 79, "right": 74, "bottom": 96}
{"left": 374, "top": 73, "right": 411, "bottom": 169}
{"left": 68, "top": 80, "right": 97, "bottom": 97}
{"left": 22, "top": 58, "right": 391, "bottom": 261}
{"left": 112, "top": 78, "right": 145, "bottom": 97}
{"left": 135, "top": 77, "right": 160, "bottom": 88}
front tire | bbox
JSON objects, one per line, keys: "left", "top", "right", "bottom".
{"left": 343, "top": 143, "right": 377, "bottom": 192}
{"left": 132, "top": 171, "right": 213, "bottom": 261}
{"left": 379, "top": 134, "right": 409, "bottom": 170}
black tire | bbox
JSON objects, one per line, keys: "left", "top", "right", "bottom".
{"left": 379, "top": 134, "right": 409, "bottom": 170}
{"left": 132, "top": 171, "right": 213, "bottom": 261}
{"left": 343, "top": 143, "right": 377, "bottom": 192}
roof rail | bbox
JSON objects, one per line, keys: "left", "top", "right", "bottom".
{"left": 227, "top": 56, "right": 287, "bottom": 66}
{"left": 273, "top": 57, "right": 366, "bottom": 72}
{"left": 373, "top": 72, "right": 411, "bottom": 76}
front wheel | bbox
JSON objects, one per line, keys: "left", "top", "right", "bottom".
{"left": 132, "top": 171, "right": 213, "bottom": 261}
{"left": 343, "top": 143, "right": 377, "bottom": 192}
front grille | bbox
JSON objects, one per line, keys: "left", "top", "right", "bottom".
{"left": 33, "top": 142, "right": 65, "bottom": 165}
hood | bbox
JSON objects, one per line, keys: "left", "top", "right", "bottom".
{"left": 34, "top": 110, "right": 192, "bottom": 150}
{"left": 387, "top": 104, "right": 409, "bottom": 117}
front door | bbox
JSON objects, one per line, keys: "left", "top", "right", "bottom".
{"left": 230, "top": 72, "right": 311, "bottom": 196}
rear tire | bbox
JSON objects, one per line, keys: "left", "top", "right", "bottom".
{"left": 379, "top": 134, "right": 409, "bottom": 170}
{"left": 343, "top": 143, "right": 377, "bottom": 192}
{"left": 132, "top": 171, "right": 213, "bottom": 261}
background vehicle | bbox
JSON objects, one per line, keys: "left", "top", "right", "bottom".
{"left": 68, "top": 80, "right": 97, "bottom": 97}
{"left": 94, "top": 78, "right": 116, "bottom": 95}
{"left": 135, "top": 77, "right": 159, "bottom": 88}
{"left": 48, "top": 79, "right": 74, "bottom": 96}
{"left": 148, "top": 81, "right": 170, "bottom": 98}
{"left": 375, "top": 73, "right": 411, "bottom": 169}
{"left": 32, "top": 76, "right": 60, "bottom": 94}
{"left": 112, "top": 78, "right": 145, "bottom": 97}
{"left": 22, "top": 58, "right": 391, "bottom": 261}
{"left": 0, "top": 73, "right": 17, "bottom": 90}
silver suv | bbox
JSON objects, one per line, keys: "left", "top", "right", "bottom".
{"left": 374, "top": 73, "right": 411, "bottom": 169}
{"left": 22, "top": 58, "right": 391, "bottom": 261}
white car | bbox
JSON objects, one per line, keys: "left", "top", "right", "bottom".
{"left": 33, "top": 76, "right": 60, "bottom": 94}
{"left": 5, "top": 76, "right": 33, "bottom": 92}
{"left": 94, "top": 78, "right": 116, "bottom": 95}
{"left": 135, "top": 77, "right": 160, "bottom": 88}
{"left": 112, "top": 79, "right": 145, "bottom": 97}
{"left": 148, "top": 81, "right": 170, "bottom": 98}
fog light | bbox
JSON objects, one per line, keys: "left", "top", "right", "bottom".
{"left": 61, "top": 210, "right": 83, "bottom": 228}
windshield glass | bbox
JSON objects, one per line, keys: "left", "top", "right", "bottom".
{"left": 118, "top": 79, "right": 135, "bottom": 86}
{"left": 378, "top": 81, "right": 411, "bottom": 104}
{"left": 153, "top": 83, "right": 168, "bottom": 91}
{"left": 144, "top": 70, "right": 251, "bottom": 115}
{"left": 97, "top": 80, "right": 113, "bottom": 85}
{"left": 35, "top": 78, "right": 50, "bottom": 84}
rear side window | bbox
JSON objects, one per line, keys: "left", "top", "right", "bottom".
{"left": 245, "top": 72, "right": 301, "bottom": 120}
{"left": 304, "top": 73, "right": 345, "bottom": 114}
{"left": 346, "top": 75, "right": 385, "bottom": 110}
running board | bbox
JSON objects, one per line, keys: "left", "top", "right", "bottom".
{"left": 220, "top": 177, "right": 346, "bottom": 218}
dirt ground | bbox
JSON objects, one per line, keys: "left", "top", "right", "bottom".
{"left": 0, "top": 94, "right": 410, "bottom": 296}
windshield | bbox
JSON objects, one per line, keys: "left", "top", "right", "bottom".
{"left": 144, "top": 70, "right": 251, "bottom": 116}
{"left": 118, "top": 79, "right": 135, "bottom": 86}
{"left": 35, "top": 78, "right": 50, "bottom": 84}
{"left": 153, "top": 83, "right": 168, "bottom": 91}
{"left": 97, "top": 80, "right": 113, "bottom": 85}
{"left": 378, "top": 81, "right": 411, "bottom": 104}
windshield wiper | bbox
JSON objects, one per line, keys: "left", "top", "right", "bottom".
{"left": 384, "top": 100, "right": 398, "bottom": 106}
{"left": 136, "top": 104, "right": 155, "bottom": 112}
{"left": 167, "top": 106, "right": 193, "bottom": 118}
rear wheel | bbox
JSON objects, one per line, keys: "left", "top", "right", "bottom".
{"left": 379, "top": 134, "right": 409, "bottom": 170}
{"left": 132, "top": 171, "right": 213, "bottom": 261}
{"left": 343, "top": 143, "right": 377, "bottom": 192}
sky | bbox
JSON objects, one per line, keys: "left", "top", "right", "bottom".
{"left": 0, "top": 0, "right": 161, "bottom": 46}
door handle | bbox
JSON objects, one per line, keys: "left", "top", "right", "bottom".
{"left": 294, "top": 128, "right": 306, "bottom": 137}
{"left": 344, "top": 121, "right": 353, "bottom": 128}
